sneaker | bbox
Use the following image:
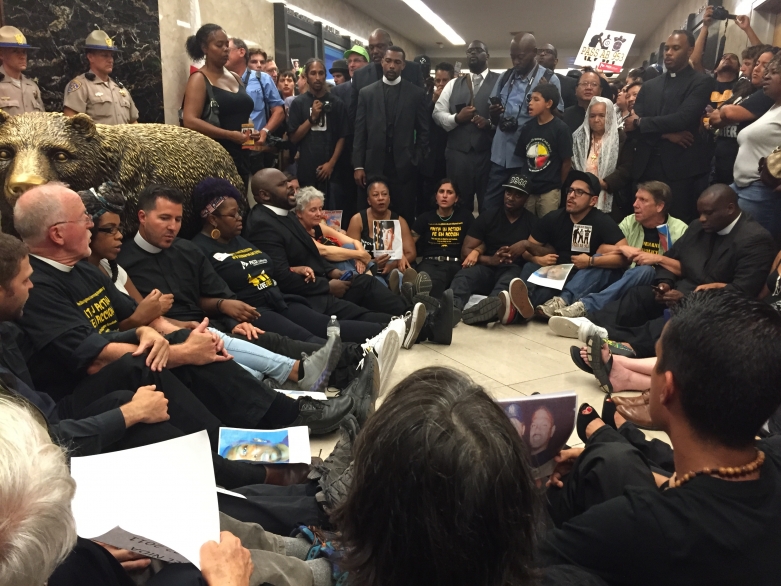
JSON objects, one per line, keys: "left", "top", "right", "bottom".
{"left": 388, "top": 269, "right": 402, "bottom": 295}
{"left": 361, "top": 327, "right": 400, "bottom": 396}
{"left": 400, "top": 282, "right": 415, "bottom": 305}
{"left": 577, "top": 320, "right": 609, "bottom": 345}
{"left": 341, "top": 352, "right": 380, "bottom": 426}
{"left": 401, "top": 303, "right": 426, "bottom": 349}
{"left": 402, "top": 267, "right": 418, "bottom": 286}
{"left": 307, "top": 414, "right": 359, "bottom": 483}
{"left": 498, "top": 290, "right": 518, "bottom": 325}
{"left": 556, "top": 300, "right": 586, "bottom": 318}
{"left": 413, "top": 292, "right": 440, "bottom": 312}
{"left": 508, "top": 278, "right": 534, "bottom": 319}
{"left": 386, "top": 315, "right": 407, "bottom": 343}
{"left": 548, "top": 316, "right": 592, "bottom": 339}
{"left": 298, "top": 335, "right": 342, "bottom": 393}
{"left": 462, "top": 296, "right": 502, "bottom": 325}
{"left": 414, "top": 271, "right": 433, "bottom": 296}
{"left": 536, "top": 296, "right": 567, "bottom": 319}
{"left": 291, "top": 395, "right": 354, "bottom": 435}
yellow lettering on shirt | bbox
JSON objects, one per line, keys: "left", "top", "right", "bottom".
{"left": 642, "top": 240, "right": 660, "bottom": 255}
{"left": 76, "top": 287, "right": 118, "bottom": 333}
{"left": 428, "top": 222, "right": 464, "bottom": 248}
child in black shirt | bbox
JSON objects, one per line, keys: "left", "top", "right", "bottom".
{"left": 515, "top": 84, "right": 573, "bottom": 218}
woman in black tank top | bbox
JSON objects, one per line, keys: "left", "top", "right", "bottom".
{"left": 182, "top": 24, "right": 257, "bottom": 184}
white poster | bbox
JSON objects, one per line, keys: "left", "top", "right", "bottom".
{"left": 527, "top": 264, "right": 575, "bottom": 290}
{"left": 373, "top": 219, "right": 403, "bottom": 261}
{"left": 574, "top": 29, "right": 636, "bottom": 74}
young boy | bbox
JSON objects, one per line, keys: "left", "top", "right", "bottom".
{"left": 515, "top": 84, "right": 573, "bottom": 217}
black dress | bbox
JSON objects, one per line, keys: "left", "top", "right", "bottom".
{"left": 208, "top": 77, "right": 254, "bottom": 181}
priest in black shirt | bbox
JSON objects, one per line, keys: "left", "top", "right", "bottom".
{"left": 13, "top": 184, "right": 354, "bottom": 437}
{"left": 540, "top": 292, "right": 781, "bottom": 585}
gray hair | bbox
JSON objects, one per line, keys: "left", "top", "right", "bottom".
{"left": 295, "top": 186, "right": 325, "bottom": 213}
{"left": 0, "top": 396, "right": 76, "bottom": 586}
{"left": 13, "top": 182, "right": 70, "bottom": 246}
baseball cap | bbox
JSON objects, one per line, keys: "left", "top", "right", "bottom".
{"left": 329, "top": 59, "right": 349, "bottom": 75}
{"left": 84, "top": 30, "right": 119, "bottom": 52}
{"left": 502, "top": 174, "right": 531, "bottom": 195}
{"left": 0, "top": 26, "right": 37, "bottom": 50}
{"left": 564, "top": 170, "right": 601, "bottom": 197}
{"left": 344, "top": 45, "right": 370, "bottom": 62}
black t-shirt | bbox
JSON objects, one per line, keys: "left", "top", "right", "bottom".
{"left": 17, "top": 257, "right": 139, "bottom": 400}
{"left": 531, "top": 208, "right": 624, "bottom": 264}
{"left": 413, "top": 208, "right": 474, "bottom": 258}
{"left": 562, "top": 105, "right": 586, "bottom": 133}
{"left": 717, "top": 90, "right": 775, "bottom": 144}
{"left": 116, "top": 235, "right": 236, "bottom": 323}
{"left": 191, "top": 234, "right": 287, "bottom": 313}
{"left": 515, "top": 117, "right": 573, "bottom": 193}
{"left": 287, "top": 91, "right": 348, "bottom": 187}
{"left": 709, "top": 78, "right": 736, "bottom": 111}
{"left": 641, "top": 226, "right": 661, "bottom": 254}
{"left": 540, "top": 438, "right": 781, "bottom": 585}
{"left": 468, "top": 207, "right": 538, "bottom": 258}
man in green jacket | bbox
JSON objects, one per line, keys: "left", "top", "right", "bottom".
{"left": 552, "top": 181, "right": 688, "bottom": 318}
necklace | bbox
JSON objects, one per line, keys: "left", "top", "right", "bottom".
{"left": 670, "top": 449, "right": 765, "bottom": 488}
{"left": 437, "top": 209, "right": 454, "bottom": 221}
{"left": 590, "top": 136, "right": 603, "bottom": 160}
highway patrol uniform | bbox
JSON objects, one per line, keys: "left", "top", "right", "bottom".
{"left": 0, "top": 26, "right": 45, "bottom": 115}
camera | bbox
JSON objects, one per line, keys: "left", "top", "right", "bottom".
{"left": 711, "top": 6, "right": 735, "bottom": 20}
{"left": 499, "top": 117, "right": 518, "bottom": 133}
{"left": 321, "top": 100, "right": 332, "bottom": 113}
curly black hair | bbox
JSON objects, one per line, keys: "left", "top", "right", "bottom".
{"left": 77, "top": 182, "right": 126, "bottom": 283}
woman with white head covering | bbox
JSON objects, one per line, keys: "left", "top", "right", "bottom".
{"left": 572, "top": 96, "right": 621, "bottom": 213}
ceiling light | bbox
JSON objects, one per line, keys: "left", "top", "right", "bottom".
{"left": 590, "top": 0, "right": 617, "bottom": 31}
{"left": 400, "top": 0, "right": 465, "bottom": 45}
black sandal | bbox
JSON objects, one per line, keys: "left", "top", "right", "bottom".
{"left": 570, "top": 346, "right": 593, "bottom": 374}
{"left": 589, "top": 333, "right": 613, "bottom": 395}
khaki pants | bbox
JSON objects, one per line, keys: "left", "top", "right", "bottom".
{"left": 524, "top": 188, "right": 561, "bottom": 217}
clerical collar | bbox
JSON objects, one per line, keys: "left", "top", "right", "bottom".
{"left": 30, "top": 254, "right": 74, "bottom": 273}
{"left": 718, "top": 213, "right": 741, "bottom": 236}
{"left": 264, "top": 204, "right": 289, "bottom": 216}
{"left": 383, "top": 76, "right": 401, "bottom": 86}
{"left": 134, "top": 232, "right": 162, "bottom": 254}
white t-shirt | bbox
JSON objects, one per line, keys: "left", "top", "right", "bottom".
{"left": 733, "top": 103, "right": 781, "bottom": 188}
{"left": 99, "top": 258, "right": 130, "bottom": 295}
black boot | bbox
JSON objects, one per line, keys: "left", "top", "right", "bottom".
{"left": 428, "top": 289, "right": 454, "bottom": 345}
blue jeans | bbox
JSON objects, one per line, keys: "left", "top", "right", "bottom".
{"left": 332, "top": 243, "right": 388, "bottom": 287}
{"left": 521, "top": 263, "right": 623, "bottom": 307}
{"left": 210, "top": 328, "right": 295, "bottom": 384}
{"left": 732, "top": 181, "right": 781, "bottom": 239}
{"left": 581, "top": 265, "right": 656, "bottom": 314}
{"left": 483, "top": 163, "right": 522, "bottom": 213}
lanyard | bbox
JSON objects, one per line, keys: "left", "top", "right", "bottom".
{"left": 502, "top": 64, "right": 539, "bottom": 121}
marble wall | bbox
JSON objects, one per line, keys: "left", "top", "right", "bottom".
{"left": 6, "top": 0, "right": 164, "bottom": 122}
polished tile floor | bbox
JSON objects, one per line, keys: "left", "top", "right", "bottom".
{"left": 310, "top": 320, "right": 670, "bottom": 459}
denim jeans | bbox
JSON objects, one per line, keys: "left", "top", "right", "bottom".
{"left": 210, "top": 328, "right": 295, "bottom": 384}
{"left": 732, "top": 181, "right": 781, "bottom": 239}
{"left": 521, "top": 262, "right": 623, "bottom": 307}
{"left": 333, "top": 243, "right": 388, "bottom": 286}
{"left": 483, "top": 163, "right": 522, "bottom": 213}
{"left": 581, "top": 265, "right": 656, "bottom": 314}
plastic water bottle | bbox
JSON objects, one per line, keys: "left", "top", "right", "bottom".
{"left": 327, "top": 315, "right": 340, "bottom": 338}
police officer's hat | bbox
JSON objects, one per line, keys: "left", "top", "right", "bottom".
{"left": 0, "top": 26, "right": 38, "bottom": 50}
{"left": 84, "top": 30, "right": 119, "bottom": 52}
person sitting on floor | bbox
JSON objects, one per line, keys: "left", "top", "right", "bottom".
{"left": 549, "top": 184, "right": 776, "bottom": 357}
{"left": 540, "top": 291, "right": 781, "bottom": 585}
{"left": 451, "top": 173, "right": 538, "bottom": 326}
{"left": 554, "top": 181, "right": 688, "bottom": 318}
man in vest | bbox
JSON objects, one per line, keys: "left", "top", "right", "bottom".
{"left": 0, "top": 26, "right": 45, "bottom": 115}
{"left": 433, "top": 41, "right": 499, "bottom": 213}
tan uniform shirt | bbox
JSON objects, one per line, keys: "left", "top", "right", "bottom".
{"left": 63, "top": 72, "right": 139, "bottom": 124}
{"left": 0, "top": 64, "right": 45, "bottom": 115}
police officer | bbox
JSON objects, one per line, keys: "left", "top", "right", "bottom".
{"left": 63, "top": 30, "right": 138, "bottom": 124}
{"left": 0, "top": 26, "right": 45, "bottom": 115}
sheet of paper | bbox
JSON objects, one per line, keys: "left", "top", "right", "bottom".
{"left": 218, "top": 426, "right": 311, "bottom": 464}
{"left": 276, "top": 389, "right": 328, "bottom": 401}
{"left": 527, "top": 264, "right": 575, "bottom": 290}
{"left": 70, "top": 431, "right": 219, "bottom": 568}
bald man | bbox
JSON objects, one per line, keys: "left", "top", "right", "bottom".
{"left": 484, "top": 33, "right": 563, "bottom": 213}
{"left": 555, "top": 185, "right": 776, "bottom": 357}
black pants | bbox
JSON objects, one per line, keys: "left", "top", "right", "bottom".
{"left": 450, "top": 264, "right": 524, "bottom": 309}
{"left": 546, "top": 425, "right": 657, "bottom": 527}
{"left": 342, "top": 273, "right": 410, "bottom": 316}
{"left": 382, "top": 159, "right": 419, "bottom": 224}
{"left": 446, "top": 148, "right": 491, "bottom": 213}
{"left": 257, "top": 301, "right": 385, "bottom": 344}
{"left": 218, "top": 483, "right": 325, "bottom": 535}
{"left": 618, "top": 421, "right": 675, "bottom": 473}
{"left": 417, "top": 259, "right": 462, "bottom": 299}
{"left": 638, "top": 155, "right": 709, "bottom": 224}
{"left": 590, "top": 285, "right": 667, "bottom": 358}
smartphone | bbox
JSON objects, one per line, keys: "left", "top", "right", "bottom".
{"left": 489, "top": 96, "right": 502, "bottom": 106}
{"left": 339, "top": 270, "right": 354, "bottom": 281}
{"left": 651, "top": 285, "right": 664, "bottom": 294}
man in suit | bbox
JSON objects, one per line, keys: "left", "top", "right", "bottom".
{"left": 570, "top": 185, "right": 776, "bottom": 357}
{"left": 244, "top": 169, "right": 452, "bottom": 348}
{"left": 351, "top": 29, "right": 424, "bottom": 100}
{"left": 624, "top": 30, "right": 715, "bottom": 223}
{"left": 434, "top": 40, "right": 500, "bottom": 213}
{"left": 353, "top": 46, "right": 429, "bottom": 222}
{"left": 537, "top": 44, "right": 577, "bottom": 109}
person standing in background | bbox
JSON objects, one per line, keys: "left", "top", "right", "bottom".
{"left": 419, "top": 62, "right": 455, "bottom": 215}
{"left": 0, "top": 26, "right": 44, "bottom": 115}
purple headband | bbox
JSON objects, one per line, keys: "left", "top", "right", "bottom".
{"left": 200, "top": 196, "right": 226, "bottom": 218}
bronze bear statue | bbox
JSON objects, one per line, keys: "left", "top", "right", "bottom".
{"left": 0, "top": 111, "right": 245, "bottom": 238}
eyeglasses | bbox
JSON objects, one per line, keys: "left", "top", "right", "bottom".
{"left": 96, "top": 226, "right": 121, "bottom": 235}
{"left": 50, "top": 210, "right": 92, "bottom": 228}
{"left": 578, "top": 81, "right": 600, "bottom": 88}
{"left": 567, "top": 187, "right": 594, "bottom": 197}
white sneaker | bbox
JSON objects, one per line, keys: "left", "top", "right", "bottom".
{"left": 401, "top": 303, "right": 426, "bottom": 349}
{"left": 361, "top": 327, "right": 401, "bottom": 396}
{"left": 549, "top": 316, "right": 592, "bottom": 339}
{"left": 577, "top": 320, "right": 609, "bottom": 345}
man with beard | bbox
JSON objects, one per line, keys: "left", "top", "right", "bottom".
{"left": 433, "top": 40, "right": 500, "bottom": 213}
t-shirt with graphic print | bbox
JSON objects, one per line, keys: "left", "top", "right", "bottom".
{"left": 515, "top": 116, "right": 573, "bottom": 194}
{"left": 192, "top": 234, "right": 288, "bottom": 313}
{"left": 641, "top": 226, "right": 661, "bottom": 254}
{"left": 412, "top": 207, "right": 474, "bottom": 258}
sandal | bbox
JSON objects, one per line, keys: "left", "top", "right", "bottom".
{"left": 570, "top": 346, "right": 593, "bottom": 374}
{"left": 588, "top": 333, "right": 613, "bottom": 395}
